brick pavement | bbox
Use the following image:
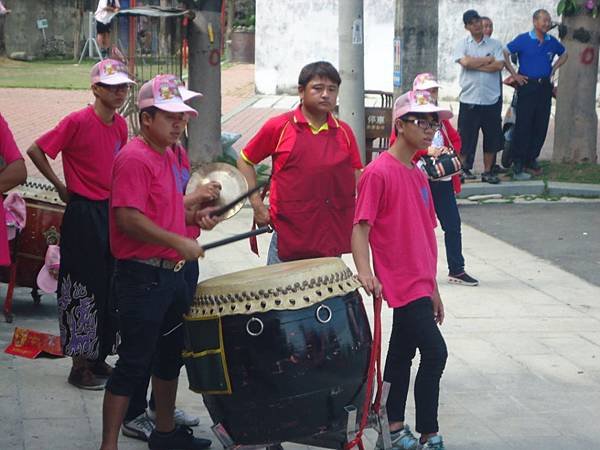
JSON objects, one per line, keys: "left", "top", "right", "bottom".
{"left": 0, "top": 63, "right": 257, "bottom": 181}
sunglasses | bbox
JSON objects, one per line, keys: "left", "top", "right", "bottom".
{"left": 96, "top": 83, "right": 130, "bottom": 93}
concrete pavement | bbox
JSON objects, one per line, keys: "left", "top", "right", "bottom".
{"left": 2, "top": 206, "right": 600, "bottom": 450}
{"left": 1, "top": 62, "right": 600, "bottom": 449}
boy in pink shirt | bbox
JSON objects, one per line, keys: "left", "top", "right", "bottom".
{"left": 100, "top": 74, "right": 214, "bottom": 450}
{"left": 27, "top": 59, "right": 135, "bottom": 390}
{"left": 0, "top": 113, "right": 27, "bottom": 266}
{"left": 352, "top": 90, "right": 449, "bottom": 450}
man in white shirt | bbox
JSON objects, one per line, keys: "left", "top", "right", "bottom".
{"left": 95, "top": 0, "right": 120, "bottom": 59}
{"left": 453, "top": 9, "right": 505, "bottom": 184}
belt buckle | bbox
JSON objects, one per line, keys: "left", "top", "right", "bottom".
{"left": 173, "top": 260, "right": 185, "bottom": 272}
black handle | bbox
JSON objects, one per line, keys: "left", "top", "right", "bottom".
{"left": 202, "top": 225, "right": 273, "bottom": 251}
{"left": 209, "top": 181, "right": 269, "bottom": 217}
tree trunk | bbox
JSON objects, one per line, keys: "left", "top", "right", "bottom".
{"left": 187, "top": 2, "right": 222, "bottom": 166}
{"left": 224, "top": 0, "right": 234, "bottom": 61}
{"left": 393, "top": 0, "right": 438, "bottom": 99}
{"left": 553, "top": 13, "right": 599, "bottom": 163}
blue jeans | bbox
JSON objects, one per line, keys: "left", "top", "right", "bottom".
{"left": 267, "top": 232, "right": 282, "bottom": 265}
{"left": 428, "top": 180, "right": 464, "bottom": 275}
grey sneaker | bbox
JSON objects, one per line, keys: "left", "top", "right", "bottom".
{"left": 513, "top": 171, "right": 532, "bottom": 181}
{"left": 420, "top": 435, "right": 445, "bottom": 449}
{"left": 122, "top": 412, "right": 155, "bottom": 442}
{"left": 147, "top": 407, "right": 200, "bottom": 427}
{"left": 448, "top": 272, "right": 479, "bottom": 286}
{"left": 375, "top": 425, "right": 419, "bottom": 450}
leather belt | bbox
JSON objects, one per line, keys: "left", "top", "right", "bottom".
{"left": 132, "top": 258, "right": 186, "bottom": 272}
{"left": 529, "top": 77, "right": 551, "bottom": 83}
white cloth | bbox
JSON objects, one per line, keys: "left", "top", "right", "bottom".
{"left": 94, "top": 0, "right": 120, "bottom": 25}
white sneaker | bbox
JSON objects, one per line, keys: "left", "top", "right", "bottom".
{"left": 375, "top": 425, "right": 419, "bottom": 450}
{"left": 420, "top": 435, "right": 445, "bottom": 449}
{"left": 121, "top": 412, "right": 155, "bottom": 442}
{"left": 146, "top": 407, "right": 200, "bottom": 427}
{"left": 174, "top": 407, "right": 200, "bottom": 426}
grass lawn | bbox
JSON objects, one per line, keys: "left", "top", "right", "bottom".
{"left": 540, "top": 161, "right": 600, "bottom": 184}
{"left": 0, "top": 57, "right": 96, "bottom": 90}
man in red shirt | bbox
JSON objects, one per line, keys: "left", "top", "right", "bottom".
{"left": 353, "top": 90, "right": 449, "bottom": 450}
{"left": 100, "top": 74, "right": 212, "bottom": 450}
{"left": 27, "top": 59, "right": 134, "bottom": 390}
{"left": 237, "top": 61, "right": 362, "bottom": 263}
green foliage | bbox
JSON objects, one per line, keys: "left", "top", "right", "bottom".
{"left": 557, "top": 0, "right": 580, "bottom": 16}
{"left": 540, "top": 161, "right": 600, "bottom": 184}
{"left": 216, "top": 131, "right": 270, "bottom": 185}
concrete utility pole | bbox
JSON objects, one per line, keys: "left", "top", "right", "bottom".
{"left": 338, "top": 0, "right": 366, "bottom": 163}
{"left": 393, "top": 0, "right": 439, "bottom": 99}
{"left": 187, "top": 0, "right": 223, "bottom": 166}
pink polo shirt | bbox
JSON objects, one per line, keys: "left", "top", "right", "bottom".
{"left": 0, "top": 114, "right": 25, "bottom": 266}
{"left": 110, "top": 137, "right": 186, "bottom": 261}
{"left": 354, "top": 152, "right": 438, "bottom": 308}
{"left": 36, "top": 105, "right": 127, "bottom": 200}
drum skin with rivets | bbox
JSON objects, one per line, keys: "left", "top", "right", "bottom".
{"left": 182, "top": 258, "right": 372, "bottom": 445}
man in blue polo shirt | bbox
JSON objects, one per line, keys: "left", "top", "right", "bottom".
{"left": 503, "top": 9, "right": 567, "bottom": 180}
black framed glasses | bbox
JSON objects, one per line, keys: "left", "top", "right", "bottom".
{"left": 402, "top": 118, "right": 441, "bottom": 131}
{"left": 96, "top": 83, "right": 130, "bottom": 93}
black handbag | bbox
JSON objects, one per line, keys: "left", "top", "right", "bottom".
{"left": 419, "top": 126, "right": 462, "bottom": 180}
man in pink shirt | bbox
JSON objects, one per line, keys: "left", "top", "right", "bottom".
{"left": 352, "top": 90, "right": 449, "bottom": 450}
{"left": 27, "top": 59, "right": 135, "bottom": 390}
{"left": 0, "top": 113, "right": 27, "bottom": 267}
{"left": 100, "top": 74, "right": 213, "bottom": 450}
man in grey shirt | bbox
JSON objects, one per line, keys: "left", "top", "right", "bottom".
{"left": 454, "top": 9, "right": 505, "bottom": 184}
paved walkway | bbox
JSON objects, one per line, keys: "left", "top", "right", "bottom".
{"left": 2, "top": 207, "right": 600, "bottom": 450}
{"left": 1, "top": 63, "right": 600, "bottom": 450}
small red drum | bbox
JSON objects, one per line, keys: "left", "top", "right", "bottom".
{"left": 1, "top": 179, "right": 65, "bottom": 321}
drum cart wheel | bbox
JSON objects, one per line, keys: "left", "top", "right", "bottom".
{"left": 265, "top": 445, "right": 283, "bottom": 450}
{"left": 31, "top": 288, "right": 42, "bottom": 305}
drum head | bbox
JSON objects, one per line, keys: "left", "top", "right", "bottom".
{"left": 188, "top": 257, "right": 361, "bottom": 318}
{"left": 186, "top": 163, "right": 248, "bottom": 219}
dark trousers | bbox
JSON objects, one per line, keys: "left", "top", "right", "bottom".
{"left": 429, "top": 181, "right": 464, "bottom": 275}
{"left": 457, "top": 99, "right": 503, "bottom": 171}
{"left": 106, "top": 260, "right": 188, "bottom": 397}
{"left": 512, "top": 79, "right": 553, "bottom": 166}
{"left": 57, "top": 195, "right": 116, "bottom": 361}
{"left": 124, "top": 260, "right": 199, "bottom": 421}
{"left": 385, "top": 298, "right": 448, "bottom": 434}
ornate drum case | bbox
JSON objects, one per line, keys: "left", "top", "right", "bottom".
{"left": 182, "top": 258, "right": 372, "bottom": 446}
{"left": 2, "top": 180, "right": 64, "bottom": 321}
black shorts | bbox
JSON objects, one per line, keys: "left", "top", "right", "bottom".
{"left": 457, "top": 99, "right": 503, "bottom": 156}
{"left": 96, "top": 21, "right": 112, "bottom": 34}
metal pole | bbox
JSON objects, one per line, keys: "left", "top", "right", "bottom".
{"left": 338, "top": 0, "right": 366, "bottom": 164}
{"left": 187, "top": 1, "right": 223, "bottom": 166}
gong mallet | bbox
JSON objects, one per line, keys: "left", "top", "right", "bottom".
{"left": 202, "top": 225, "right": 273, "bottom": 251}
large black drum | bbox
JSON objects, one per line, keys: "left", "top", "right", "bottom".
{"left": 182, "top": 258, "right": 372, "bottom": 445}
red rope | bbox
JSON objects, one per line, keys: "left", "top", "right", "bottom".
{"left": 344, "top": 294, "right": 383, "bottom": 450}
